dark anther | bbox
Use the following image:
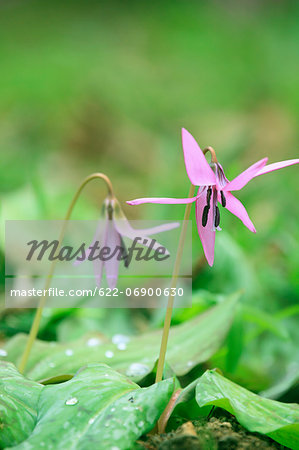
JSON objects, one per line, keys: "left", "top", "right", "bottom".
{"left": 128, "top": 397, "right": 134, "bottom": 403}
{"left": 202, "top": 205, "right": 210, "bottom": 227}
{"left": 206, "top": 187, "right": 212, "bottom": 206}
{"left": 220, "top": 191, "right": 226, "bottom": 207}
{"left": 214, "top": 206, "right": 220, "bottom": 228}
{"left": 107, "top": 204, "right": 113, "bottom": 220}
{"left": 120, "top": 236, "right": 130, "bottom": 268}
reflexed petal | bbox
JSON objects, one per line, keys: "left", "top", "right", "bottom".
{"left": 74, "top": 221, "right": 106, "bottom": 266}
{"left": 195, "top": 194, "right": 215, "bottom": 266}
{"left": 127, "top": 196, "right": 198, "bottom": 205}
{"left": 223, "top": 192, "right": 256, "bottom": 233}
{"left": 105, "top": 220, "right": 121, "bottom": 289}
{"left": 254, "top": 159, "right": 299, "bottom": 177}
{"left": 182, "top": 128, "right": 217, "bottom": 186}
{"left": 113, "top": 204, "right": 174, "bottom": 255}
{"left": 136, "top": 222, "right": 180, "bottom": 235}
{"left": 223, "top": 158, "right": 268, "bottom": 191}
{"left": 93, "top": 257, "right": 105, "bottom": 288}
{"left": 93, "top": 220, "right": 109, "bottom": 287}
{"left": 73, "top": 218, "right": 108, "bottom": 287}
{"left": 114, "top": 219, "right": 179, "bottom": 238}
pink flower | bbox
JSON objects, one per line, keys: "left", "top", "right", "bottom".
{"left": 127, "top": 128, "right": 299, "bottom": 266}
{"left": 76, "top": 197, "right": 179, "bottom": 288}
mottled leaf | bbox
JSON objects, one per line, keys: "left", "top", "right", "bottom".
{"left": 2, "top": 363, "right": 173, "bottom": 450}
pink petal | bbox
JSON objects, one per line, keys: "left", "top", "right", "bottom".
{"left": 195, "top": 194, "right": 215, "bottom": 266}
{"left": 223, "top": 192, "right": 256, "bottom": 233}
{"left": 135, "top": 222, "right": 180, "bottom": 235}
{"left": 182, "top": 128, "right": 217, "bottom": 186}
{"left": 113, "top": 217, "right": 173, "bottom": 255}
{"left": 93, "top": 256, "right": 105, "bottom": 288}
{"left": 254, "top": 159, "right": 299, "bottom": 177}
{"left": 223, "top": 158, "right": 268, "bottom": 192}
{"left": 93, "top": 219, "right": 109, "bottom": 286}
{"left": 105, "top": 220, "right": 121, "bottom": 289}
{"left": 74, "top": 219, "right": 106, "bottom": 266}
{"left": 127, "top": 195, "right": 198, "bottom": 205}
{"left": 114, "top": 217, "right": 179, "bottom": 237}
{"left": 73, "top": 220, "right": 107, "bottom": 287}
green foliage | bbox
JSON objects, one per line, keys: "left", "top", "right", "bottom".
{"left": 2, "top": 362, "right": 299, "bottom": 449}
{"left": 195, "top": 370, "right": 299, "bottom": 449}
{"left": 0, "top": 362, "right": 43, "bottom": 448}
{"left": 2, "top": 293, "right": 239, "bottom": 381}
{"left": 0, "top": 1, "right": 298, "bottom": 448}
{"left": 0, "top": 362, "right": 173, "bottom": 449}
{"left": 225, "top": 308, "right": 245, "bottom": 373}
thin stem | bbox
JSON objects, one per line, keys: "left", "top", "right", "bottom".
{"left": 203, "top": 146, "right": 218, "bottom": 164}
{"left": 18, "top": 173, "right": 114, "bottom": 374}
{"left": 155, "top": 183, "right": 196, "bottom": 383}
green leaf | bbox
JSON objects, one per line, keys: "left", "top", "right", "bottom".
{"left": 225, "top": 309, "right": 244, "bottom": 373}
{"left": 39, "top": 374, "right": 74, "bottom": 385}
{"left": 195, "top": 370, "right": 299, "bottom": 449}
{"left": 0, "top": 362, "right": 43, "bottom": 448}
{"left": 259, "top": 362, "right": 299, "bottom": 400}
{"left": 151, "top": 289, "right": 226, "bottom": 327}
{"left": 241, "top": 305, "right": 289, "bottom": 340}
{"left": 170, "top": 379, "right": 211, "bottom": 423}
{"left": 2, "top": 362, "right": 173, "bottom": 449}
{"left": 3, "top": 293, "right": 239, "bottom": 381}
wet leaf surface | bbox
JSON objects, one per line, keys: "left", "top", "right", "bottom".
{"left": 0, "top": 362, "right": 43, "bottom": 448}
{"left": 1, "top": 362, "right": 173, "bottom": 449}
{"left": 2, "top": 293, "right": 239, "bottom": 381}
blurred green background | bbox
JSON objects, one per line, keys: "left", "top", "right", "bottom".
{"left": 0, "top": 0, "right": 298, "bottom": 396}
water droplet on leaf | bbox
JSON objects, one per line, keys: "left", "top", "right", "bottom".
{"left": 126, "top": 363, "right": 149, "bottom": 377}
{"left": 86, "top": 337, "right": 101, "bottom": 347}
{"left": 112, "top": 334, "right": 130, "bottom": 345}
{"left": 117, "top": 342, "right": 127, "bottom": 350}
{"left": 65, "top": 397, "right": 78, "bottom": 406}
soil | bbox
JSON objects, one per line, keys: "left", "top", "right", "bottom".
{"left": 138, "top": 415, "right": 288, "bottom": 450}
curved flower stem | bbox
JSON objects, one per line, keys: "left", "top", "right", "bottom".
{"left": 18, "top": 173, "right": 114, "bottom": 374}
{"left": 155, "top": 183, "right": 196, "bottom": 383}
{"left": 203, "top": 146, "right": 218, "bottom": 164}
